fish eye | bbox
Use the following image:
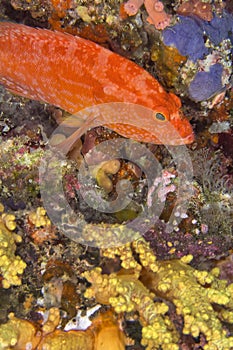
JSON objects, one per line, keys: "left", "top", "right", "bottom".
{"left": 155, "top": 112, "right": 166, "bottom": 121}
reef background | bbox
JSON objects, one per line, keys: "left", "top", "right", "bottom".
{"left": 0, "top": 1, "right": 233, "bottom": 349}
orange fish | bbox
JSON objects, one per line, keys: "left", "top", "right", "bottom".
{"left": 0, "top": 22, "right": 194, "bottom": 147}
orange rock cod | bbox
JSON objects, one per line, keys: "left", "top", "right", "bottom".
{"left": 0, "top": 22, "right": 194, "bottom": 145}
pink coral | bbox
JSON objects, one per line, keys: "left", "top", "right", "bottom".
{"left": 144, "top": 0, "right": 171, "bottom": 29}
{"left": 147, "top": 170, "right": 176, "bottom": 206}
{"left": 124, "top": 0, "right": 171, "bottom": 30}
{"left": 124, "top": 0, "right": 144, "bottom": 15}
{"left": 177, "top": 0, "right": 213, "bottom": 22}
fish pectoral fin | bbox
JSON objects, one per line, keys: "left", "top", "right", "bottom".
{"left": 53, "top": 111, "right": 101, "bottom": 155}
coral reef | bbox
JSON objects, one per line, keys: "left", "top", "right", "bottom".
{"left": 9, "top": 0, "right": 51, "bottom": 23}
{"left": 0, "top": 206, "right": 26, "bottom": 288}
{"left": 151, "top": 42, "right": 187, "bottom": 87}
{"left": 190, "top": 148, "right": 233, "bottom": 237}
{"left": 0, "top": 135, "right": 45, "bottom": 206}
{"left": 42, "top": 259, "right": 80, "bottom": 319}
{"left": 83, "top": 238, "right": 233, "bottom": 349}
{"left": 0, "top": 1, "right": 232, "bottom": 349}
{"left": 162, "top": 12, "right": 233, "bottom": 101}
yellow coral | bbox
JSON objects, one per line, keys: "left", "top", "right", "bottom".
{"left": 1, "top": 213, "right": 17, "bottom": 231}
{"left": 103, "top": 242, "right": 141, "bottom": 274}
{"left": 83, "top": 237, "right": 233, "bottom": 349}
{"left": 81, "top": 222, "right": 140, "bottom": 247}
{"left": 0, "top": 313, "right": 41, "bottom": 350}
{"left": 83, "top": 268, "right": 179, "bottom": 349}
{"left": 0, "top": 309, "right": 125, "bottom": 350}
{"left": 0, "top": 208, "right": 26, "bottom": 288}
{"left": 42, "top": 307, "right": 60, "bottom": 335}
{"left": 143, "top": 258, "right": 233, "bottom": 348}
{"left": 28, "top": 207, "right": 51, "bottom": 227}
{"left": 132, "top": 238, "right": 159, "bottom": 272}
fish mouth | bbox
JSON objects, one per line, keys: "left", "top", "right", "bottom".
{"left": 164, "top": 132, "right": 194, "bottom": 145}
{"left": 169, "top": 111, "right": 194, "bottom": 145}
{"left": 179, "top": 131, "right": 195, "bottom": 144}
{"left": 164, "top": 121, "right": 195, "bottom": 145}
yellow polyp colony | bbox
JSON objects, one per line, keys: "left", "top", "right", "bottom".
{"left": 0, "top": 206, "right": 26, "bottom": 288}
{"left": 42, "top": 307, "right": 60, "bottom": 335}
{"left": 103, "top": 241, "right": 141, "bottom": 274}
{"left": 28, "top": 207, "right": 51, "bottom": 227}
{"left": 81, "top": 222, "right": 141, "bottom": 247}
{"left": 1, "top": 233, "right": 233, "bottom": 348}
{"left": 0, "top": 308, "right": 125, "bottom": 350}
{"left": 1, "top": 213, "right": 17, "bottom": 231}
{"left": 82, "top": 267, "right": 180, "bottom": 349}
{"left": 83, "top": 237, "right": 233, "bottom": 350}
{"left": 0, "top": 312, "right": 41, "bottom": 350}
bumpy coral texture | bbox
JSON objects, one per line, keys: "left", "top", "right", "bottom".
{"left": 0, "top": 207, "right": 26, "bottom": 288}
{"left": 84, "top": 238, "right": 233, "bottom": 349}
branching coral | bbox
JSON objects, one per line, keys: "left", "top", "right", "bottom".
{"left": 83, "top": 238, "right": 233, "bottom": 349}
{"left": 0, "top": 206, "right": 26, "bottom": 288}
{"left": 83, "top": 267, "right": 180, "bottom": 349}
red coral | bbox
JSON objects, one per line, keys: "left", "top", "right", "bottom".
{"left": 177, "top": 0, "right": 213, "bottom": 22}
